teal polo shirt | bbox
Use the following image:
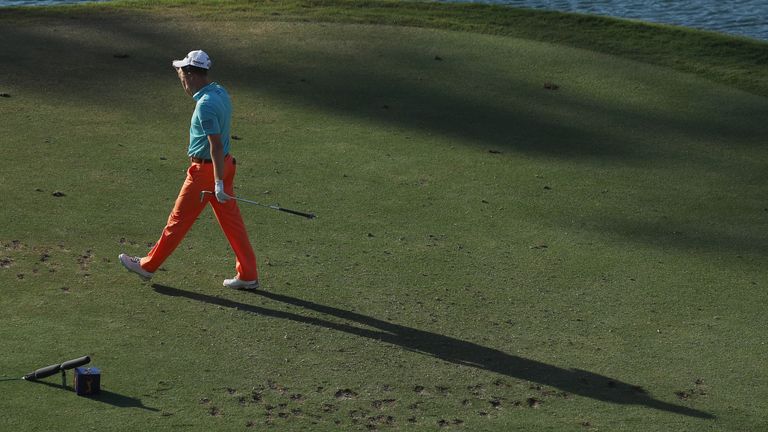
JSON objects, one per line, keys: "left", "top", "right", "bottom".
{"left": 188, "top": 82, "right": 232, "bottom": 159}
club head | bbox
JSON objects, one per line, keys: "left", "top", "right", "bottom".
{"left": 200, "top": 191, "right": 212, "bottom": 203}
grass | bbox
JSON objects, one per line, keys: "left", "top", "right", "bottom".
{"left": 0, "top": 1, "right": 767, "bottom": 431}
{"left": 7, "top": 0, "right": 766, "bottom": 97}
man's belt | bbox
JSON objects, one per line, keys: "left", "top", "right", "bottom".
{"left": 190, "top": 155, "right": 234, "bottom": 164}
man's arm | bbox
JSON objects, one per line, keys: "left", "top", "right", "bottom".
{"left": 208, "top": 134, "right": 230, "bottom": 203}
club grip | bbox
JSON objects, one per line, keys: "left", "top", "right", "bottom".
{"left": 279, "top": 207, "right": 316, "bottom": 219}
{"left": 61, "top": 356, "right": 90, "bottom": 370}
{"left": 23, "top": 363, "right": 61, "bottom": 380}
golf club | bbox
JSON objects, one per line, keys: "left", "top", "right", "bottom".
{"left": 200, "top": 191, "right": 316, "bottom": 219}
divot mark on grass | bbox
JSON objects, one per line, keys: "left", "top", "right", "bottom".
{"left": 250, "top": 389, "right": 263, "bottom": 403}
{"left": 77, "top": 249, "right": 94, "bottom": 272}
{"left": 268, "top": 380, "right": 288, "bottom": 393}
{"left": 368, "top": 414, "right": 396, "bottom": 428}
{"left": 335, "top": 389, "right": 358, "bottom": 400}
{"left": 438, "top": 418, "right": 464, "bottom": 427}
{"left": 526, "top": 397, "right": 542, "bottom": 408}
{"left": 372, "top": 399, "right": 397, "bottom": 409}
{"left": 673, "top": 378, "right": 708, "bottom": 403}
{"left": 349, "top": 409, "right": 370, "bottom": 425}
{"left": 4, "top": 240, "right": 23, "bottom": 251}
{"left": 468, "top": 384, "right": 485, "bottom": 396}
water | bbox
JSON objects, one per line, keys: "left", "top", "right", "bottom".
{"left": 439, "top": 0, "right": 768, "bottom": 41}
{"left": 0, "top": 0, "right": 110, "bottom": 6}
{"left": 1, "top": 0, "right": 766, "bottom": 41}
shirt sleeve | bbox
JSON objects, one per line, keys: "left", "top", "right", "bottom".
{"left": 198, "top": 104, "right": 221, "bottom": 135}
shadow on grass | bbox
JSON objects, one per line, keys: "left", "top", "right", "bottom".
{"left": 2, "top": 9, "right": 766, "bottom": 259}
{"left": 153, "top": 283, "right": 713, "bottom": 419}
{"left": 4, "top": 7, "right": 761, "bottom": 163}
{"left": 28, "top": 380, "right": 160, "bottom": 412}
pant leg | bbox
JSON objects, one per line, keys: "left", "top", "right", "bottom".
{"left": 140, "top": 164, "right": 209, "bottom": 273}
{"left": 209, "top": 157, "right": 259, "bottom": 281}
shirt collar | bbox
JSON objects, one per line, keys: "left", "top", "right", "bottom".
{"left": 192, "top": 82, "right": 216, "bottom": 101}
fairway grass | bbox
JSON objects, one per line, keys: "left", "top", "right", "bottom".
{"left": 1, "top": 2, "right": 767, "bottom": 431}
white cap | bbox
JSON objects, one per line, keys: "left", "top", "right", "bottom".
{"left": 172, "top": 50, "right": 212, "bottom": 69}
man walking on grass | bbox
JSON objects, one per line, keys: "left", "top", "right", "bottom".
{"left": 119, "top": 50, "right": 259, "bottom": 290}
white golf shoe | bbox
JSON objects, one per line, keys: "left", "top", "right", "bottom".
{"left": 223, "top": 277, "right": 260, "bottom": 290}
{"left": 119, "top": 254, "right": 154, "bottom": 281}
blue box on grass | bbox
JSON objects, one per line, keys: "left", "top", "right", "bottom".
{"left": 74, "top": 367, "right": 101, "bottom": 396}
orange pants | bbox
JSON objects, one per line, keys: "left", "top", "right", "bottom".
{"left": 140, "top": 155, "right": 258, "bottom": 281}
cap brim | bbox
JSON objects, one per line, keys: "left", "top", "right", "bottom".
{"left": 172, "top": 59, "right": 189, "bottom": 68}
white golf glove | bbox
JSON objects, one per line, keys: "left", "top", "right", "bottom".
{"left": 214, "top": 180, "right": 230, "bottom": 203}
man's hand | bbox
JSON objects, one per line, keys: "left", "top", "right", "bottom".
{"left": 214, "top": 179, "right": 231, "bottom": 203}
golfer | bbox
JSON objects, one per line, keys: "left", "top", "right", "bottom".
{"left": 120, "top": 50, "right": 259, "bottom": 290}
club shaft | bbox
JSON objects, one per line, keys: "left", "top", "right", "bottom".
{"left": 201, "top": 191, "right": 315, "bottom": 219}
{"left": 231, "top": 196, "right": 277, "bottom": 209}
{"left": 233, "top": 197, "right": 315, "bottom": 219}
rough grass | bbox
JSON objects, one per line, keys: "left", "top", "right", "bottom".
{"left": 0, "top": 2, "right": 767, "bottom": 431}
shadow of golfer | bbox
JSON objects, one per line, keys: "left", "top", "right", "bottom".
{"left": 152, "top": 284, "right": 713, "bottom": 419}
{"left": 28, "top": 380, "right": 159, "bottom": 412}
